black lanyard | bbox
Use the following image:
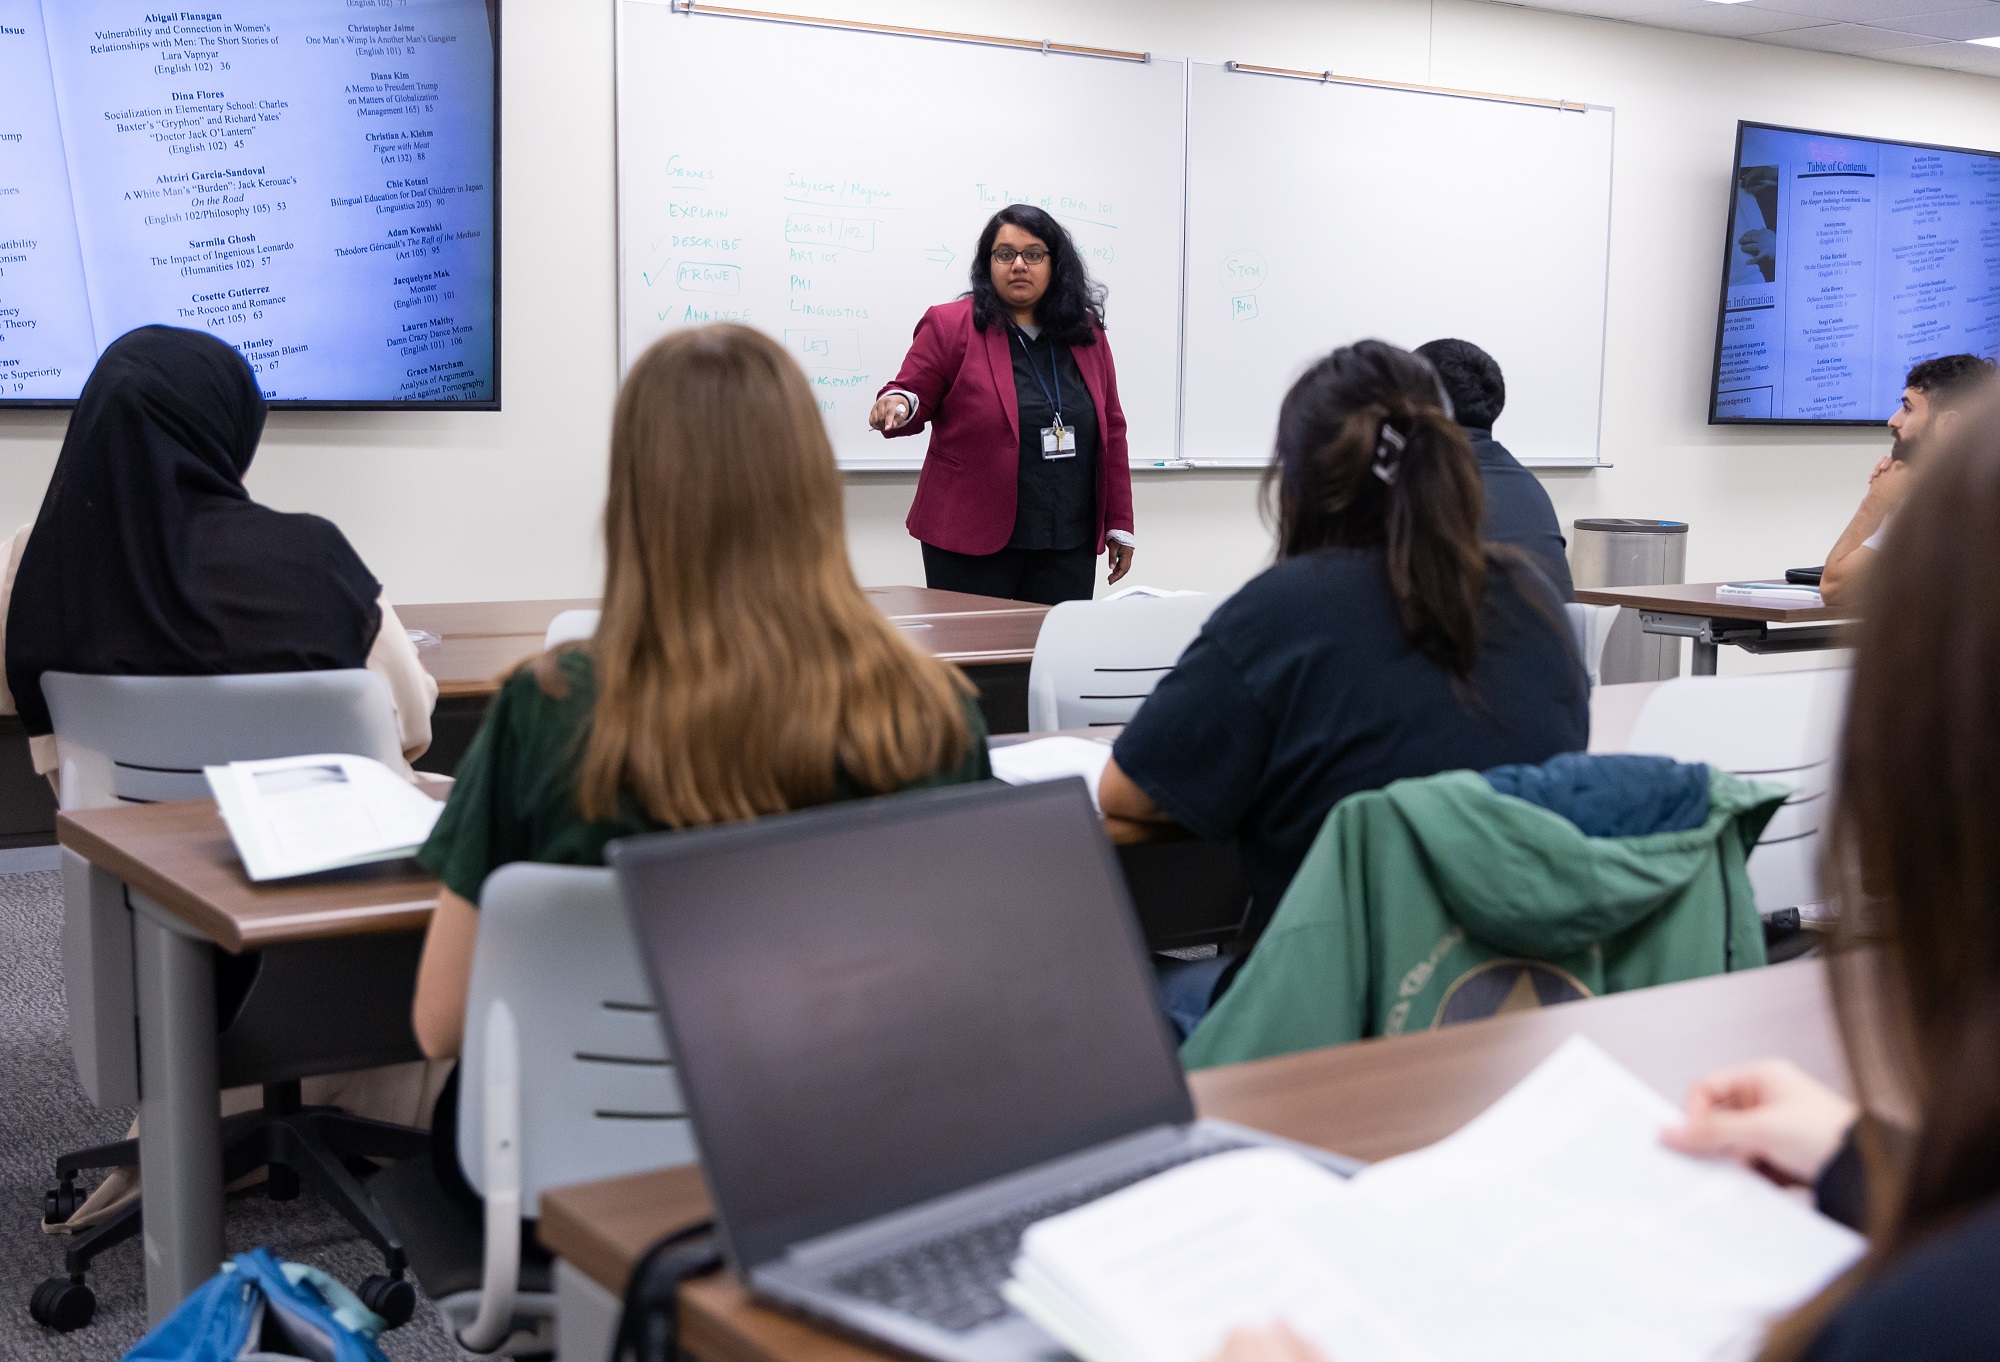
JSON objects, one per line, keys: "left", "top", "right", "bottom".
{"left": 1013, "top": 328, "right": 1065, "bottom": 429}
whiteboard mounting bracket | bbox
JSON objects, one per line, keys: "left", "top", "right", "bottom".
{"left": 1224, "top": 59, "right": 1587, "bottom": 112}
{"left": 671, "top": 0, "right": 1151, "bottom": 62}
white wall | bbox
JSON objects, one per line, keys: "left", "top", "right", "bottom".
{"left": 5, "top": 0, "right": 1999, "bottom": 645}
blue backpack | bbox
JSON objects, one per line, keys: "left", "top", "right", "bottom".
{"left": 123, "top": 1249, "right": 391, "bottom": 1362}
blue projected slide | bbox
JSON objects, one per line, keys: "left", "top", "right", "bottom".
{"left": 1711, "top": 122, "right": 2000, "bottom": 424}
{"left": 0, "top": 0, "right": 495, "bottom": 406}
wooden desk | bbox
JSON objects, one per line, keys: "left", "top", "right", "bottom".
{"left": 55, "top": 787, "right": 447, "bottom": 1322}
{"left": 58, "top": 800, "right": 440, "bottom": 953}
{"left": 398, "top": 589, "right": 1052, "bottom": 750}
{"left": 1574, "top": 582, "right": 1850, "bottom": 676}
{"left": 538, "top": 960, "right": 1841, "bottom": 1362}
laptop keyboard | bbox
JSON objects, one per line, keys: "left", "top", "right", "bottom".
{"left": 827, "top": 1139, "right": 1253, "bottom": 1334}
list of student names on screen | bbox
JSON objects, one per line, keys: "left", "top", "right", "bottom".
{"left": 4, "top": 0, "right": 496, "bottom": 402}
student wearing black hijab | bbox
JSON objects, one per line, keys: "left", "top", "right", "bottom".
{"left": 4, "top": 328, "right": 445, "bottom": 1235}
{"left": 0, "top": 325, "right": 437, "bottom": 779}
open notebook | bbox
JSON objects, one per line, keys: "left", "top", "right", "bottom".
{"left": 1006, "top": 1037, "right": 1864, "bottom": 1362}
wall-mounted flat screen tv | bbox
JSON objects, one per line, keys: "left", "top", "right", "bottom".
{"left": 1710, "top": 120, "right": 2000, "bottom": 425}
{"left": 0, "top": 0, "right": 498, "bottom": 409}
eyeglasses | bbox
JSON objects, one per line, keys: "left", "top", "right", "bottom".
{"left": 991, "top": 246, "right": 1050, "bottom": 265}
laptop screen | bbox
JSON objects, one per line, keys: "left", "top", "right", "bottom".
{"left": 611, "top": 778, "right": 1194, "bottom": 1270}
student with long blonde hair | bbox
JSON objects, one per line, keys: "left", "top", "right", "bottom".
{"left": 412, "top": 325, "right": 989, "bottom": 1060}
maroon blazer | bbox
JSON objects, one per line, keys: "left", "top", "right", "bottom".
{"left": 879, "top": 298, "right": 1135, "bottom": 557}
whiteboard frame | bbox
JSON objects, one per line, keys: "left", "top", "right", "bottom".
{"left": 613, "top": 4, "right": 1617, "bottom": 473}
{"left": 1178, "top": 62, "right": 1617, "bottom": 470}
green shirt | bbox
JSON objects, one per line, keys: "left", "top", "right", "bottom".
{"left": 418, "top": 649, "right": 992, "bottom": 904}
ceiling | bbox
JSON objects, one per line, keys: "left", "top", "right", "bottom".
{"left": 1492, "top": 0, "right": 2000, "bottom": 75}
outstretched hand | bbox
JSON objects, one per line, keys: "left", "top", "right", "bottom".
{"left": 1662, "top": 1058, "right": 1856, "bottom": 1186}
{"left": 868, "top": 395, "right": 911, "bottom": 432}
{"left": 1209, "top": 1325, "right": 1327, "bottom": 1362}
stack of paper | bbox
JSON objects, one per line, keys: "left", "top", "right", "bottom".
{"left": 207, "top": 754, "right": 445, "bottom": 882}
{"left": 1716, "top": 582, "right": 1823, "bottom": 605}
{"left": 1005, "top": 1038, "right": 1863, "bottom": 1362}
{"left": 989, "top": 737, "right": 1115, "bottom": 811}
{"left": 1105, "top": 585, "right": 1207, "bottom": 600}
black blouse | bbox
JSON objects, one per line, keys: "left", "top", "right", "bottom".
{"left": 1007, "top": 325, "right": 1098, "bottom": 552}
{"left": 1801, "top": 1126, "right": 2000, "bottom": 1359}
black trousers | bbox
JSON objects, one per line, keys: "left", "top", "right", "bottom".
{"left": 921, "top": 542, "right": 1097, "bottom": 606}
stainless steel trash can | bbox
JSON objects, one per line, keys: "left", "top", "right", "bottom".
{"left": 1570, "top": 519, "right": 1688, "bottom": 684}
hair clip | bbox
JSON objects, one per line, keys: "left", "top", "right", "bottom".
{"left": 1373, "top": 424, "right": 1406, "bottom": 485}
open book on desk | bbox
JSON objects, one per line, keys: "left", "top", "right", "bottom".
{"left": 1005, "top": 1037, "right": 1864, "bottom": 1362}
{"left": 206, "top": 754, "right": 445, "bottom": 882}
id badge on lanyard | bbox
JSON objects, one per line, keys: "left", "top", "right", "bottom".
{"left": 1019, "top": 329, "right": 1078, "bottom": 460}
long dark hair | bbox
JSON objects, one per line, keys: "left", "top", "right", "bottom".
{"left": 1759, "top": 430, "right": 2000, "bottom": 1359}
{"left": 964, "top": 204, "right": 1106, "bottom": 346}
{"left": 1263, "top": 339, "right": 1517, "bottom": 678}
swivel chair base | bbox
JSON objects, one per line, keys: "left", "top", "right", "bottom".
{"left": 29, "top": 1080, "right": 428, "bottom": 1333}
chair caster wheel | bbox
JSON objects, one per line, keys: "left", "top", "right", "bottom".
{"left": 358, "top": 1274, "right": 416, "bottom": 1330}
{"left": 29, "top": 1276, "right": 95, "bottom": 1331}
{"left": 42, "top": 1180, "right": 83, "bottom": 1226}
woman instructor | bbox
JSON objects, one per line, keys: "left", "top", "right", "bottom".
{"left": 870, "top": 205, "right": 1135, "bottom": 604}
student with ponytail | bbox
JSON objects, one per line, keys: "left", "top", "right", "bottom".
{"left": 1101, "top": 339, "right": 1586, "bottom": 952}
{"left": 1209, "top": 397, "right": 2000, "bottom": 1362}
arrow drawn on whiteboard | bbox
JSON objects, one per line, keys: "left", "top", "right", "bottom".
{"left": 924, "top": 246, "right": 955, "bottom": 267}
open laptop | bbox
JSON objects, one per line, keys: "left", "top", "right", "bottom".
{"left": 610, "top": 778, "right": 1357, "bottom": 1362}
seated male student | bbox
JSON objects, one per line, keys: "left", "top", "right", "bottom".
{"left": 1821, "top": 353, "right": 1997, "bottom": 609}
{"left": 1414, "top": 338, "right": 1573, "bottom": 599}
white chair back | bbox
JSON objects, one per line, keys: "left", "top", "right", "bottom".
{"left": 1026, "top": 594, "right": 1223, "bottom": 733}
{"left": 1624, "top": 669, "right": 1851, "bottom": 921}
{"left": 41, "top": 669, "right": 405, "bottom": 1108}
{"left": 1564, "top": 603, "right": 1622, "bottom": 689}
{"left": 454, "top": 863, "right": 691, "bottom": 1350}
{"left": 543, "top": 609, "right": 601, "bottom": 651}
{"left": 41, "top": 669, "right": 404, "bottom": 810}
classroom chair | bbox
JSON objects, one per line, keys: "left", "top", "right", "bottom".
{"left": 1026, "top": 594, "right": 1222, "bottom": 732}
{"left": 1623, "top": 668, "right": 1850, "bottom": 929}
{"left": 543, "top": 609, "right": 601, "bottom": 651}
{"left": 1564, "top": 603, "right": 1622, "bottom": 688}
{"left": 376, "top": 863, "right": 693, "bottom": 1356}
{"left": 30, "top": 670, "right": 428, "bottom": 1332}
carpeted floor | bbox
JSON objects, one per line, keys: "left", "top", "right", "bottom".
{"left": 0, "top": 868, "right": 463, "bottom": 1361}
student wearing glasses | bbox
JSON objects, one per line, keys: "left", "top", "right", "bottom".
{"left": 870, "top": 204, "right": 1135, "bottom": 604}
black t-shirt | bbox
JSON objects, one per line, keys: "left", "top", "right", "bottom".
{"left": 1112, "top": 548, "right": 1588, "bottom": 943}
{"left": 1007, "top": 325, "right": 1099, "bottom": 551}
{"left": 1465, "top": 428, "right": 1574, "bottom": 600}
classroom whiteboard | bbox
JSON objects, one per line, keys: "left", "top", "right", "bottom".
{"left": 1182, "top": 64, "right": 1615, "bottom": 467}
{"left": 616, "top": 3, "right": 1188, "bottom": 469}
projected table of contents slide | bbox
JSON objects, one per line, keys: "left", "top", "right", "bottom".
{"left": 0, "top": 0, "right": 495, "bottom": 404}
{"left": 1713, "top": 123, "right": 2000, "bottom": 423}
